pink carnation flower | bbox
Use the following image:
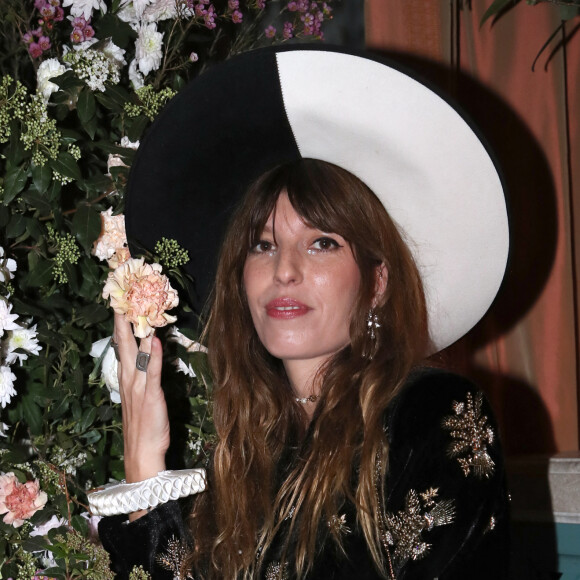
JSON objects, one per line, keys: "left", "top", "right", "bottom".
{"left": 103, "top": 258, "right": 179, "bottom": 338}
{"left": 92, "top": 208, "right": 128, "bottom": 267}
{"left": 0, "top": 473, "right": 48, "bottom": 527}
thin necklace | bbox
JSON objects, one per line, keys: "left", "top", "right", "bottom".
{"left": 295, "top": 394, "right": 319, "bottom": 404}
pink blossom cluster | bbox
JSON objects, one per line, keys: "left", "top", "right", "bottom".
{"left": 70, "top": 15, "right": 95, "bottom": 44}
{"left": 286, "top": 0, "right": 331, "bottom": 38}
{"left": 265, "top": 0, "right": 331, "bottom": 40}
{"left": 227, "top": 0, "right": 243, "bottom": 23}
{"left": 22, "top": 0, "right": 64, "bottom": 58}
{"left": 187, "top": 0, "right": 218, "bottom": 29}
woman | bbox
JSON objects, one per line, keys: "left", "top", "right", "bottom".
{"left": 95, "top": 47, "right": 510, "bottom": 579}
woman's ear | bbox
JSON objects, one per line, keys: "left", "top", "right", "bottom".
{"left": 372, "top": 263, "right": 388, "bottom": 307}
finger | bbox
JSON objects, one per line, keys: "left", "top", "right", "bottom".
{"left": 114, "top": 312, "right": 138, "bottom": 366}
{"left": 145, "top": 336, "right": 163, "bottom": 386}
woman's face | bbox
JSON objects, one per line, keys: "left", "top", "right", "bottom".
{"left": 243, "top": 193, "right": 361, "bottom": 369}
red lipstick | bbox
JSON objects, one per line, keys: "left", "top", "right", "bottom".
{"left": 265, "top": 297, "right": 311, "bottom": 319}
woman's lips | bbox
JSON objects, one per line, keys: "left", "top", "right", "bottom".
{"left": 265, "top": 298, "right": 311, "bottom": 319}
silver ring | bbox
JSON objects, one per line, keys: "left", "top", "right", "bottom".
{"left": 110, "top": 339, "right": 120, "bottom": 362}
{"left": 136, "top": 351, "right": 150, "bottom": 372}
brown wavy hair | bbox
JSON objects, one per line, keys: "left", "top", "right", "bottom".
{"left": 184, "top": 159, "right": 429, "bottom": 579}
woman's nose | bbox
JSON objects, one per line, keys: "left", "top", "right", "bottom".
{"left": 273, "top": 247, "right": 303, "bottom": 285}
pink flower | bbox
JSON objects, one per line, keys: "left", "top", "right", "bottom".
{"left": 283, "top": 21, "right": 294, "bottom": 39}
{"left": 232, "top": 9, "right": 242, "bottom": 23}
{"left": 83, "top": 24, "right": 95, "bottom": 38}
{"left": 70, "top": 28, "right": 85, "bottom": 43}
{"left": 92, "top": 208, "right": 128, "bottom": 266}
{"left": 0, "top": 473, "right": 48, "bottom": 528}
{"left": 29, "top": 43, "right": 43, "bottom": 58}
{"left": 264, "top": 25, "right": 276, "bottom": 38}
{"left": 40, "top": 4, "right": 56, "bottom": 19}
{"left": 38, "top": 36, "right": 51, "bottom": 51}
{"left": 23, "top": 31, "right": 34, "bottom": 44}
{"left": 103, "top": 258, "right": 179, "bottom": 338}
{"left": 256, "top": 0, "right": 265, "bottom": 8}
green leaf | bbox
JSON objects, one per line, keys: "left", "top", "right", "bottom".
{"left": 126, "top": 114, "right": 150, "bottom": 142}
{"left": 480, "top": 0, "right": 516, "bottom": 25}
{"left": 72, "top": 204, "right": 101, "bottom": 253}
{"left": 50, "top": 152, "right": 82, "bottom": 181}
{"left": 32, "top": 162, "right": 53, "bottom": 194}
{"left": 51, "top": 70, "right": 85, "bottom": 91}
{"left": 560, "top": 4, "right": 580, "bottom": 20}
{"left": 25, "top": 258, "right": 54, "bottom": 287}
{"left": 0, "top": 205, "right": 9, "bottom": 228}
{"left": 79, "top": 407, "right": 98, "bottom": 433}
{"left": 78, "top": 88, "right": 97, "bottom": 124}
{"left": 71, "top": 514, "right": 89, "bottom": 535}
{"left": 21, "top": 190, "right": 52, "bottom": 215}
{"left": 83, "top": 113, "right": 99, "bottom": 140}
{"left": 5, "top": 214, "right": 26, "bottom": 239}
{"left": 22, "top": 536, "right": 51, "bottom": 552}
{"left": 3, "top": 163, "right": 29, "bottom": 204}
{"left": 97, "top": 14, "right": 136, "bottom": 47}
{"left": 78, "top": 303, "right": 110, "bottom": 324}
{"left": 21, "top": 395, "right": 43, "bottom": 435}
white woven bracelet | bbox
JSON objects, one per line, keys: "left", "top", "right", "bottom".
{"left": 88, "top": 468, "right": 206, "bottom": 517}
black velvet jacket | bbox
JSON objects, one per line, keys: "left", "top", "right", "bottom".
{"left": 99, "top": 369, "right": 510, "bottom": 579}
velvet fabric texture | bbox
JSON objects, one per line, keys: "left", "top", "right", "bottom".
{"left": 99, "top": 369, "right": 510, "bottom": 579}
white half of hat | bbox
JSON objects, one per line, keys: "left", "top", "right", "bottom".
{"left": 276, "top": 50, "right": 509, "bottom": 353}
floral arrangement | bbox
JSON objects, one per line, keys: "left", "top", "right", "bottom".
{"left": 0, "top": 0, "right": 335, "bottom": 576}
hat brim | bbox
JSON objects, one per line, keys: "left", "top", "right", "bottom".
{"left": 125, "top": 45, "right": 508, "bottom": 353}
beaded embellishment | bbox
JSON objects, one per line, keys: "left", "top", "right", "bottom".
{"left": 265, "top": 561, "right": 289, "bottom": 580}
{"left": 327, "top": 513, "right": 351, "bottom": 536}
{"left": 156, "top": 536, "right": 193, "bottom": 579}
{"left": 441, "top": 392, "right": 496, "bottom": 479}
{"left": 382, "top": 488, "right": 456, "bottom": 565}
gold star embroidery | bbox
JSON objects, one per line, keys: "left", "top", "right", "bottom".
{"left": 156, "top": 536, "right": 193, "bottom": 579}
{"left": 383, "top": 489, "right": 456, "bottom": 565}
{"left": 442, "top": 392, "right": 496, "bottom": 478}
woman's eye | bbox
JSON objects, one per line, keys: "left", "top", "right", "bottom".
{"left": 251, "top": 240, "right": 275, "bottom": 254}
{"left": 310, "top": 237, "right": 341, "bottom": 252}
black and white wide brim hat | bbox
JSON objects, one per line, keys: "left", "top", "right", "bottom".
{"left": 126, "top": 45, "right": 509, "bottom": 354}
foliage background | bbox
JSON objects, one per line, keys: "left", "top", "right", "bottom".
{"left": 0, "top": 0, "right": 336, "bottom": 576}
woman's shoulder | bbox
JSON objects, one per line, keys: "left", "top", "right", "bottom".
{"left": 385, "top": 366, "right": 498, "bottom": 453}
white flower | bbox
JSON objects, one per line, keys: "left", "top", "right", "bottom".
{"left": 62, "top": 0, "right": 107, "bottom": 20}
{"left": 36, "top": 58, "right": 67, "bottom": 103}
{"left": 117, "top": 0, "right": 139, "bottom": 26}
{"left": 0, "top": 366, "right": 17, "bottom": 408}
{"left": 0, "top": 422, "right": 9, "bottom": 437}
{"left": 175, "top": 357, "right": 195, "bottom": 378}
{"left": 0, "top": 247, "right": 17, "bottom": 283}
{"left": 101, "top": 39, "right": 127, "bottom": 69}
{"left": 167, "top": 326, "right": 208, "bottom": 352}
{"left": 81, "top": 511, "right": 102, "bottom": 542}
{"left": 30, "top": 514, "right": 67, "bottom": 537}
{"left": 0, "top": 301, "right": 20, "bottom": 336}
{"left": 128, "top": 59, "right": 144, "bottom": 89}
{"left": 89, "top": 337, "right": 120, "bottom": 403}
{"left": 135, "top": 22, "right": 163, "bottom": 76}
{"left": 4, "top": 325, "right": 41, "bottom": 366}
{"left": 120, "top": 136, "right": 140, "bottom": 150}
{"left": 133, "top": 0, "right": 155, "bottom": 18}
{"left": 142, "top": 0, "right": 178, "bottom": 22}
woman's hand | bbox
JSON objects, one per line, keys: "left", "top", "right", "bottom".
{"left": 114, "top": 312, "right": 170, "bottom": 488}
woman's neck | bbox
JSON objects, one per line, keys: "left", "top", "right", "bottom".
{"left": 283, "top": 357, "right": 325, "bottom": 418}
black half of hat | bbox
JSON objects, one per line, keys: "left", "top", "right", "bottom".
{"left": 125, "top": 48, "right": 301, "bottom": 316}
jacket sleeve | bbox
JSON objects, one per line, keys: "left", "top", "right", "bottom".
{"left": 98, "top": 499, "right": 192, "bottom": 579}
{"left": 384, "top": 369, "right": 510, "bottom": 580}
